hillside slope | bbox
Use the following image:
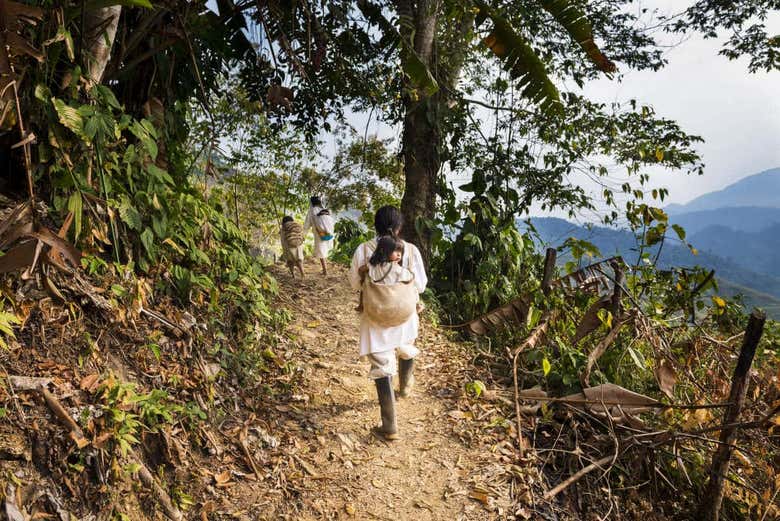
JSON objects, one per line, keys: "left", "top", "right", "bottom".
{"left": 668, "top": 206, "right": 780, "bottom": 234}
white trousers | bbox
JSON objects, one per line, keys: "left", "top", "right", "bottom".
{"left": 366, "top": 345, "right": 419, "bottom": 379}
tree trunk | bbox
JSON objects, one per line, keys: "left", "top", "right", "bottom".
{"left": 83, "top": 6, "right": 122, "bottom": 85}
{"left": 395, "top": 1, "right": 473, "bottom": 269}
{"left": 400, "top": 97, "right": 440, "bottom": 269}
{"left": 396, "top": 0, "right": 439, "bottom": 269}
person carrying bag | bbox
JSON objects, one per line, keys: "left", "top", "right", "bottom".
{"left": 304, "top": 195, "right": 334, "bottom": 275}
{"left": 360, "top": 236, "right": 418, "bottom": 328}
{"left": 348, "top": 206, "right": 427, "bottom": 441}
{"left": 280, "top": 216, "right": 305, "bottom": 278}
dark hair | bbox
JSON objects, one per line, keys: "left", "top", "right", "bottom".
{"left": 374, "top": 205, "right": 403, "bottom": 237}
{"left": 369, "top": 235, "right": 404, "bottom": 266}
{"left": 282, "top": 215, "right": 293, "bottom": 224}
{"left": 310, "top": 196, "right": 322, "bottom": 207}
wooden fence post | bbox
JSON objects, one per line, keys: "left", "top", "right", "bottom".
{"left": 698, "top": 309, "right": 766, "bottom": 521}
{"left": 541, "top": 248, "right": 556, "bottom": 295}
{"left": 609, "top": 260, "right": 624, "bottom": 318}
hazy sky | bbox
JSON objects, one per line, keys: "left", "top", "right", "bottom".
{"left": 336, "top": 2, "right": 780, "bottom": 209}
{"left": 583, "top": 3, "right": 780, "bottom": 205}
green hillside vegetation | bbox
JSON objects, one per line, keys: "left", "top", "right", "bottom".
{"left": 717, "top": 279, "right": 780, "bottom": 320}
{"left": 529, "top": 217, "right": 780, "bottom": 299}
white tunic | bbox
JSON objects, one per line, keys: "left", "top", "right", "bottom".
{"left": 303, "top": 206, "right": 334, "bottom": 259}
{"left": 348, "top": 239, "right": 428, "bottom": 356}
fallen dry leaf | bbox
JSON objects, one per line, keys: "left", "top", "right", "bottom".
{"left": 469, "top": 490, "right": 489, "bottom": 505}
{"left": 79, "top": 373, "right": 101, "bottom": 393}
{"left": 213, "top": 470, "right": 232, "bottom": 487}
{"left": 655, "top": 358, "right": 677, "bottom": 398}
{"left": 344, "top": 503, "right": 356, "bottom": 516}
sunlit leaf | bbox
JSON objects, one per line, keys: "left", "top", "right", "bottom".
{"left": 52, "top": 98, "right": 85, "bottom": 137}
{"left": 627, "top": 346, "right": 646, "bottom": 369}
{"left": 475, "top": 1, "right": 562, "bottom": 113}
{"left": 539, "top": 0, "right": 616, "bottom": 73}
{"left": 67, "top": 192, "right": 83, "bottom": 240}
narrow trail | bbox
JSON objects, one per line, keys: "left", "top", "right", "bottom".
{"left": 246, "top": 258, "right": 499, "bottom": 520}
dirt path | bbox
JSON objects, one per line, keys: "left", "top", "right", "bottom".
{"left": 245, "top": 258, "right": 496, "bottom": 520}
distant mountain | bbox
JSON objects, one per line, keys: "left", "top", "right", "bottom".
{"left": 524, "top": 168, "right": 780, "bottom": 317}
{"left": 666, "top": 167, "right": 780, "bottom": 214}
{"left": 689, "top": 223, "right": 780, "bottom": 276}
{"left": 527, "top": 217, "right": 780, "bottom": 318}
{"left": 669, "top": 206, "right": 780, "bottom": 234}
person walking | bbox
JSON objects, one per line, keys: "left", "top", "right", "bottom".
{"left": 303, "top": 196, "right": 334, "bottom": 276}
{"left": 348, "top": 206, "right": 427, "bottom": 440}
{"left": 279, "top": 216, "right": 305, "bottom": 278}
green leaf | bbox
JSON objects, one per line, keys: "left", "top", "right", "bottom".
{"left": 140, "top": 228, "right": 155, "bottom": 257}
{"left": 465, "top": 380, "right": 486, "bottom": 398}
{"left": 93, "top": 85, "right": 121, "bottom": 109}
{"left": 129, "top": 120, "right": 158, "bottom": 160}
{"left": 671, "top": 224, "right": 686, "bottom": 241}
{"left": 52, "top": 98, "right": 85, "bottom": 137}
{"left": 627, "top": 346, "right": 646, "bottom": 370}
{"left": 539, "top": 0, "right": 615, "bottom": 73}
{"left": 147, "top": 343, "right": 161, "bottom": 360}
{"left": 597, "top": 308, "right": 613, "bottom": 329}
{"left": 118, "top": 198, "right": 142, "bottom": 231}
{"left": 151, "top": 214, "right": 167, "bottom": 238}
{"left": 648, "top": 206, "right": 668, "bottom": 223}
{"left": 46, "top": 26, "right": 75, "bottom": 61}
{"left": 146, "top": 164, "right": 174, "bottom": 185}
{"left": 645, "top": 223, "right": 667, "bottom": 246}
{"left": 34, "top": 84, "right": 52, "bottom": 102}
{"left": 475, "top": 1, "right": 562, "bottom": 113}
{"left": 0, "top": 310, "right": 20, "bottom": 350}
{"left": 400, "top": 43, "right": 439, "bottom": 97}
{"left": 67, "top": 192, "right": 83, "bottom": 240}
{"left": 542, "top": 357, "right": 551, "bottom": 376}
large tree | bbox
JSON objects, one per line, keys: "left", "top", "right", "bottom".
{"left": 242, "top": 0, "right": 779, "bottom": 267}
{"left": 241, "top": 0, "right": 665, "bottom": 265}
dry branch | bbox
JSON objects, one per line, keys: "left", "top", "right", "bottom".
{"left": 8, "top": 375, "right": 51, "bottom": 391}
{"left": 541, "top": 247, "right": 556, "bottom": 295}
{"left": 39, "top": 385, "right": 86, "bottom": 441}
{"left": 239, "top": 427, "right": 261, "bottom": 479}
{"left": 581, "top": 312, "right": 633, "bottom": 387}
{"left": 140, "top": 307, "right": 186, "bottom": 337}
{"left": 130, "top": 448, "right": 184, "bottom": 521}
{"left": 543, "top": 455, "right": 613, "bottom": 500}
{"left": 463, "top": 256, "right": 623, "bottom": 336}
{"left": 698, "top": 309, "right": 765, "bottom": 521}
{"left": 512, "top": 309, "right": 558, "bottom": 456}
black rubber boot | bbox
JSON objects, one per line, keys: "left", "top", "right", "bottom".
{"left": 372, "top": 377, "right": 398, "bottom": 440}
{"left": 398, "top": 358, "right": 415, "bottom": 398}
